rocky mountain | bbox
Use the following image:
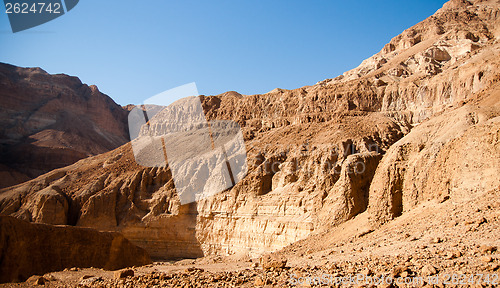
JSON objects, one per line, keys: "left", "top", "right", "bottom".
{"left": 0, "top": 63, "right": 129, "bottom": 188}
{"left": 0, "top": 0, "right": 499, "bottom": 283}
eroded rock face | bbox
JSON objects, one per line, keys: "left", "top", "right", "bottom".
{"left": 0, "top": 63, "right": 129, "bottom": 188}
{"left": 317, "top": 152, "right": 382, "bottom": 228}
{"left": 27, "top": 185, "right": 69, "bottom": 225}
{"left": 0, "top": 216, "right": 151, "bottom": 283}
{"left": 0, "top": 0, "right": 499, "bottom": 262}
{"left": 369, "top": 90, "right": 500, "bottom": 224}
{"left": 0, "top": 114, "right": 402, "bottom": 259}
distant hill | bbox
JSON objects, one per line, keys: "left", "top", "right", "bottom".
{"left": 0, "top": 63, "right": 129, "bottom": 188}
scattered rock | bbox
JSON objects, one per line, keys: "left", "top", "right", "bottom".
{"left": 44, "top": 274, "right": 57, "bottom": 281}
{"left": 480, "top": 256, "right": 493, "bottom": 263}
{"left": 79, "top": 275, "right": 94, "bottom": 281}
{"left": 432, "top": 237, "right": 443, "bottom": 244}
{"left": 361, "top": 268, "right": 373, "bottom": 276}
{"left": 421, "top": 264, "right": 437, "bottom": 276}
{"left": 254, "top": 276, "right": 265, "bottom": 286}
{"left": 78, "top": 276, "right": 103, "bottom": 286}
{"left": 392, "top": 265, "right": 407, "bottom": 277}
{"left": 113, "top": 269, "right": 134, "bottom": 279}
{"left": 260, "top": 254, "right": 287, "bottom": 270}
{"left": 479, "top": 245, "right": 497, "bottom": 254}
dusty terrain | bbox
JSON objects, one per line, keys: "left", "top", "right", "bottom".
{"left": 0, "top": 0, "right": 499, "bottom": 286}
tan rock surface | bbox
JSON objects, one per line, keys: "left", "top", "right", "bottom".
{"left": 369, "top": 88, "right": 500, "bottom": 224}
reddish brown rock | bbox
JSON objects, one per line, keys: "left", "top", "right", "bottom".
{"left": 0, "top": 63, "right": 129, "bottom": 188}
{"left": 0, "top": 216, "right": 151, "bottom": 283}
{"left": 113, "top": 269, "right": 134, "bottom": 279}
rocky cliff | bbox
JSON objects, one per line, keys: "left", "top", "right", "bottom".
{"left": 0, "top": 63, "right": 129, "bottom": 188}
{"left": 0, "top": 216, "right": 151, "bottom": 283}
{"left": 0, "top": 0, "right": 499, "bottom": 264}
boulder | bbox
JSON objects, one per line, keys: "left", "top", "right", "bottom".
{"left": 259, "top": 254, "right": 287, "bottom": 270}
{"left": 114, "top": 269, "right": 134, "bottom": 279}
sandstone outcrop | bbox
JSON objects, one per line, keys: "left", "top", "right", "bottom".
{"left": 0, "top": 216, "right": 151, "bottom": 283}
{"left": 369, "top": 88, "right": 500, "bottom": 224}
{"left": 0, "top": 63, "right": 129, "bottom": 188}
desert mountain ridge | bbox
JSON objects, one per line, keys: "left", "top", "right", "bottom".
{"left": 0, "top": 62, "right": 130, "bottom": 189}
{"left": 0, "top": 0, "right": 499, "bottom": 286}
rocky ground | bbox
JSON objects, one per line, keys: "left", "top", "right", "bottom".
{"left": 1, "top": 188, "right": 498, "bottom": 287}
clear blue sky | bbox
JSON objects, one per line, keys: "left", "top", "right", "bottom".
{"left": 0, "top": 0, "right": 447, "bottom": 106}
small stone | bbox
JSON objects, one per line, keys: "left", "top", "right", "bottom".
{"left": 445, "top": 250, "right": 461, "bottom": 260}
{"left": 254, "top": 276, "right": 265, "bottom": 286}
{"left": 476, "top": 217, "right": 487, "bottom": 225}
{"left": 481, "top": 256, "right": 492, "bottom": 263}
{"left": 79, "top": 275, "right": 93, "bottom": 281}
{"left": 432, "top": 237, "right": 442, "bottom": 244}
{"left": 392, "top": 265, "right": 407, "bottom": 277}
{"left": 114, "top": 268, "right": 134, "bottom": 279}
{"left": 69, "top": 267, "right": 78, "bottom": 271}
{"left": 421, "top": 264, "right": 437, "bottom": 276}
{"left": 362, "top": 268, "right": 373, "bottom": 276}
{"left": 479, "top": 245, "right": 497, "bottom": 254}
{"left": 44, "top": 274, "right": 57, "bottom": 281}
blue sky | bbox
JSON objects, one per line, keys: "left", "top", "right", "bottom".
{"left": 0, "top": 0, "right": 447, "bottom": 106}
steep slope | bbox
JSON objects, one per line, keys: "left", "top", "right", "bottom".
{"left": 0, "top": 0, "right": 499, "bottom": 265}
{"left": 0, "top": 63, "right": 129, "bottom": 188}
{"left": 369, "top": 86, "right": 500, "bottom": 225}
